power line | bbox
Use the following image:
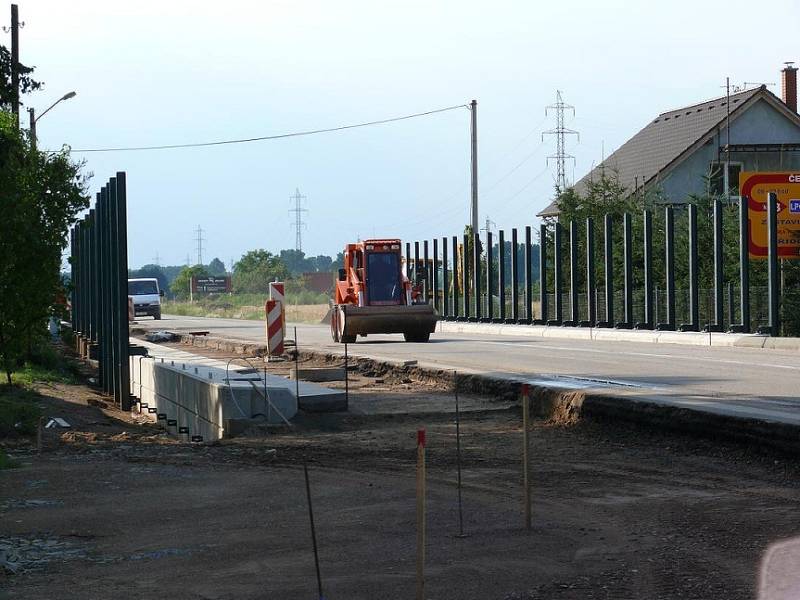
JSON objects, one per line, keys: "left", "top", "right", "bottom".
{"left": 70, "top": 104, "right": 469, "bottom": 153}
{"left": 482, "top": 140, "right": 546, "bottom": 196}
{"left": 289, "top": 188, "right": 308, "bottom": 253}
{"left": 492, "top": 166, "right": 551, "bottom": 221}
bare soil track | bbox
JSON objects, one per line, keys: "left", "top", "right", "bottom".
{"left": 2, "top": 346, "right": 799, "bottom": 599}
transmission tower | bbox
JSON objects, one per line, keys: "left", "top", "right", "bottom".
{"left": 195, "top": 225, "right": 205, "bottom": 266}
{"left": 152, "top": 252, "right": 160, "bottom": 266}
{"left": 543, "top": 90, "right": 579, "bottom": 191}
{"left": 288, "top": 188, "right": 308, "bottom": 253}
{"left": 480, "top": 216, "right": 496, "bottom": 235}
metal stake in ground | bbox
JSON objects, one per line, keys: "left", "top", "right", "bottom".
{"left": 303, "top": 462, "right": 325, "bottom": 600}
{"left": 454, "top": 371, "right": 466, "bottom": 538}
{"left": 294, "top": 326, "right": 300, "bottom": 405}
{"left": 344, "top": 341, "right": 349, "bottom": 404}
{"left": 522, "top": 384, "right": 531, "bottom": 531}
{"left": 416, "top": 428, "right": 427, "bottom": 600}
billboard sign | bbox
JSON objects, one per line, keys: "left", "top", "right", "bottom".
{"left": 191, "top": 275, "right": 232, "bottom": 293}
{"left": 741, "top": 171, "right": 800, "bottom": 259}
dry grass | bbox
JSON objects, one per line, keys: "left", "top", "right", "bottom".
{"left": 285, "top": 303, "right": 329, "bottom": 324}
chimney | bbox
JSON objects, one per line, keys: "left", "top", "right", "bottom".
{"left": 782, "top": 62, "right": 797, "bottom": 113}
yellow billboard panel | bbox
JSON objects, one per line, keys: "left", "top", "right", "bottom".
{"left": 741, "top": 171, "right": 800, "bottom": 259}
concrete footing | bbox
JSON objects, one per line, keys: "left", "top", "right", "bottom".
{"left": 436, "top": 320, "right": 800, "bottom": 349}
{"left": 289, "top": 366, "right": 345, "bottom": 382}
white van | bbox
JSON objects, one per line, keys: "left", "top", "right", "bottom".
{"left": 128, "top": 278, "right": 164, "bottom": 320}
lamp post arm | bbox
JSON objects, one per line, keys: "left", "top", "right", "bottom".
{"left": 34, "top": 91, "right": 76, "bottom": 124}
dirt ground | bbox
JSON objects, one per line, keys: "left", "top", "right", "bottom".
{"left": 2, "top": 345, "right": 800, "bottom": 599}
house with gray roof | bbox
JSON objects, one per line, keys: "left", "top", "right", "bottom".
{"left": 538, "top": 64, "right": 800, "bottom": 218}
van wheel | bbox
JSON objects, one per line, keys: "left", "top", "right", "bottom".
{"left": 154, "top": 311, "right": 161, "bottom": 320}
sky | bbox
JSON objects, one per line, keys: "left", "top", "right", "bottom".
{"left": 8, "top": 0, "right": 800, "bottom": 269}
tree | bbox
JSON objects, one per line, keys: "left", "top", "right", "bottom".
{"left": 207, "top": 257, "right": 226, "bottom": 276}
{"left": 129, "top": 264, "right": 168, "bottom": 296}
{"left": 279, "top": 249, "right": 311, "bottom": 275}
{"left": 170, "top": 265, "right": 208, "bottom": 300}
{"left": 0, "top": 111, "right": 89, "bottom": 384}
{"left": 0, "top": 45, "right": 43, "bottom": 109}
{"left": 308, "top": 254, "right": 333, "bottom": 272}
{"left": 233, "top": 250, "right": 289, "bottom": 294}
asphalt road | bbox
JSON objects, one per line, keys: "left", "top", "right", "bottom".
{"left": 134, "top": 315, "right": 800, "bottom": 426}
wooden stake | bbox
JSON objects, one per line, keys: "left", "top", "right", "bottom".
{"left": 303, "top": 462, "right": 325, "bottom": 600}
{"left": 522, "top": 384, "right": 531, "bottom": 530}
{"left": 416, "top": 428, "right": 426, "bottom": 600}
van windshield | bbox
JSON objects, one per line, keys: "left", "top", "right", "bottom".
{"left": 128, "top": 280, "right": 158, "bottom": 295}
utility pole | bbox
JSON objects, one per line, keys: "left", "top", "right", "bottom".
{"left": 726, "top": 77, "right": 731, "bottom": 201}
{"left": 195, "top": 225, "right": 205, "bottom": 266}
{"left": 289, "top": 188, "right": 308, "bottom": 253}
{"left": 470, "top": 99, "right": 479, "bottom": 234}
{"left": 28, "top": 107, "right": 36, "bottom": 149}
{"left": 543, "top": 91, "right": 579, "bottom": 192}
{"left": 10, "top": 4, "right": 20, "bottom": 122}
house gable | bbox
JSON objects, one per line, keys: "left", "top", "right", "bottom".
{"left": 537, "top": 87, "right": 800, "bottom": 217}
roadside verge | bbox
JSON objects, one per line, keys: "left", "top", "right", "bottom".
{"left": 142, "top": 331, "right": 800, "bottom": 455}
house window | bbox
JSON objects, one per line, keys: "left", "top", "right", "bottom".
{"left": 709, "top": 161, "right": 742, "bottom": 198}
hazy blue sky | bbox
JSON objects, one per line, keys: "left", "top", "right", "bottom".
{"left": 11, "top": 0, "right": 799, "bottom": 268}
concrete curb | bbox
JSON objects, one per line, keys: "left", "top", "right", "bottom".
{"left": 155, "top": 331, "right": 800, "bottom": 455}
{"left": 437, "top": 320, "right": 800, "bottom": 350}
{"left": 173, "top": 332, "right": 270, "bottom": 356}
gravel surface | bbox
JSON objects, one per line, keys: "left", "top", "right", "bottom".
{"left": 2, "top": 353, "right": 799, "bottom": 599}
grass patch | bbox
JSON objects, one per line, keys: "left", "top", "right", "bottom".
{"left": 1, "top": 340, "right": 75, "bottom": 439}
{"left": 8, "top": 340, "right": 79, "bottom": 387}
{"left": 163, "top": 293, "right": 330, "bottom": 323}
{"left": 0, "top": 387, "right": 43, "bottom": 437}
{"left": 0, "top": 448, "right": 20, "bottom": 469}
{"left": 10, "top": 361, "right": 77, "bottom": 387}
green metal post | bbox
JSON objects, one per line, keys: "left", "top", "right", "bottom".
{"left": 115, "top": 173, "right": 131, "bottom": 410}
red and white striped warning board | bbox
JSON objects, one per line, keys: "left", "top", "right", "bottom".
{"left": 266, "top": 281, "right": 286, "bottom": 357}
{"left": 269, "top": 281, "right": 285, "bottom": 304}
{"left": 266, "top": 299, "right": 284, "bottom": 356}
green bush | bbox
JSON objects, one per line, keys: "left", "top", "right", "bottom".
{"left": 0, "top": 448, "right": 20, "bottom": 469}
{"left": 0, "top": 390, "right": 42, "bottom": 437}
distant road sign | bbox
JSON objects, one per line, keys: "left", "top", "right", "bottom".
{"left": 741, "top": 172, "right": 800, "bottom": 259}
{"left": 191, "top": 275, "right": 231, "bottom": 293}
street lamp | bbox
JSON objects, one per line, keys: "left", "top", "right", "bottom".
{"left": 28, "top": 91, "right": 77, "bottom": 149}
